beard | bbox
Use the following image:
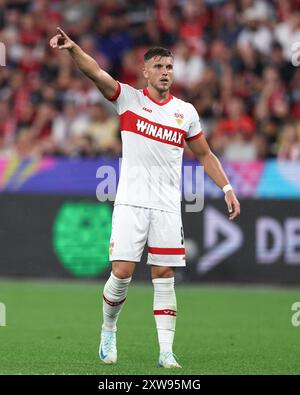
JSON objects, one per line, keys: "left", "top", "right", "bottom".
{"left": 152, "top": 81, "right": 171, "bottom": 93}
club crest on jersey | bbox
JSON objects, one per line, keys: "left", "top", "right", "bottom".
{"left": 174, "top": 112, "right": 184, "bottom": 126}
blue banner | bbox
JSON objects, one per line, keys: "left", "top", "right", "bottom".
{"left": 0, "top": 155, "right": 299, "bottom": 198}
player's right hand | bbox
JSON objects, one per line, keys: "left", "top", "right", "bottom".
{"left": 49, "top": 27, "right": 74, "bottom": 50}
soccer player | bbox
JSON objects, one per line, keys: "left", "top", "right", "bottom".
{"left": 50, "top": 28, "right": 240, "bottom": 369}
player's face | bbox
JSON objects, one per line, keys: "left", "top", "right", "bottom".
{"left": 143, "top": 56, "right": 174, "bottom": 93}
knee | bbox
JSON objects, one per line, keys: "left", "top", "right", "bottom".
{"left": 152, "top": 266, "right": 175, "bottom": 279}
{"left": 112, "top": 262, "right": 134, "bottom": 279}
{"left": 112, "top": 268, "right": 131, "bottom": 279}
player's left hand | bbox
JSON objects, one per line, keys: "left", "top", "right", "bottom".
{"left": 224, "top": 190, "right": 240, "bottom": 221}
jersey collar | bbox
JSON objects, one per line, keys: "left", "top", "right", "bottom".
{"left": 143, "top": 88, "right": 173, "bottom": 106}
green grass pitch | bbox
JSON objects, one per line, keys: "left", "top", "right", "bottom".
{"left": 0, "top": 279, "right": 300, "bottom": 375}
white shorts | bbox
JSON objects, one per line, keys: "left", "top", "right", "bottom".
{"left": 109, "top": 204, "right": 186, "bottom": 267}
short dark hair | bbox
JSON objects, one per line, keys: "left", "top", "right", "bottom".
{"left": 144, "top": 47, "right": 174, "bottom": 62}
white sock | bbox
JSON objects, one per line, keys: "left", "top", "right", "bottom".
{"left": 152, "top": 277, "right": 177, "bottom": 354}
{"left": 102, "top": 271, "right": 131, "bottom": 332}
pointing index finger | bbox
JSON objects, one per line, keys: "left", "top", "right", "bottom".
{"left": 57, "top": 27, "right": 68, "bottom": 39}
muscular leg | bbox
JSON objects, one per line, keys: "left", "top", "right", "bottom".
{"left": 112, "top": 260, "right": 136, "bottom": 279}
{"left": 102, "top": 260, "right": 135, "bottom": 332}
{"left": 151, "top": 265, "right": 175, "bottom": 279}
{"left": 151, "top": 265, "right": 179, "bottom": 365}
{"left": 100, "top": 260, "right": 136, "bottom": 364}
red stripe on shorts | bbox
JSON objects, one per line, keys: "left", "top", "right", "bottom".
{"left": 148, "top": 247, "right": 185, "bottom": 255}
{"left": 154, "top": 309, "right": 177, "bottom": 317}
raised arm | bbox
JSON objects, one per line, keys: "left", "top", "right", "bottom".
{"left": 186, "top": 135, "right": 240, "bottom": 220}
{"left": 49, "top": 27, "right": 118, "bottom": 100}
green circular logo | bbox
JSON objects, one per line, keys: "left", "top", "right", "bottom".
{"left": 53, "top": 202, "right": 112, "bottom": 276}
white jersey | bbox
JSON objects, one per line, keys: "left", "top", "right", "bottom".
{"left": 109, "top": 82, "right": 203, "bottom": 213}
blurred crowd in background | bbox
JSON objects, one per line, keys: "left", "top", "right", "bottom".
{"left": 1, "top": 0, "right": 300, "bottom": 161}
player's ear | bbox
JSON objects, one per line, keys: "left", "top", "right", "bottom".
{"left": 143, "top": 67, "right": 148, "bottom": 79}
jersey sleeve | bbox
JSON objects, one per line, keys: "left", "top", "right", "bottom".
{"left": 185, "top": 104, "right": 203, "bottom": 141}
{"left": 107, "top": 82, "right": 138, "bottom": 115}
